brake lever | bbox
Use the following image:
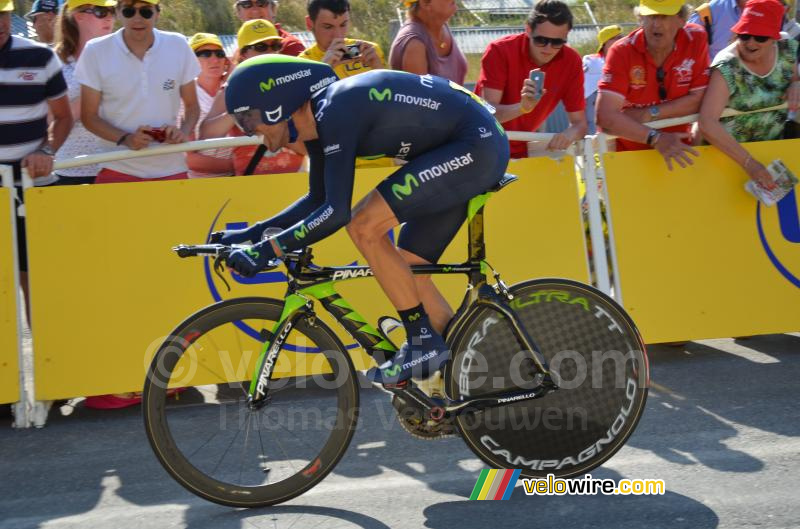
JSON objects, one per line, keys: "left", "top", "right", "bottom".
{"left": 213, "top": 253, "right": 231, "bottom": 291}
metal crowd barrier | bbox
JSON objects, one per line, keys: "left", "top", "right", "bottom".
{"left": 2, "top": 102, "right": 794, "bottom": 427}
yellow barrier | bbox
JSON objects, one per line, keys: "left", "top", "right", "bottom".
{"left": 0, "top": 187, "right": 20, "bottom": 405}
{"left": 605, "top": 139, "right": 800, "bottom": 343}
{"left": 25, "top": 157, "right": 588, "bottom": 400}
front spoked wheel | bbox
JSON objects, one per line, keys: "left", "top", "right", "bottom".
{"left": 445, "top": 279, "right": 648, "bottom": 478}
{"left": 143, "top": 297, "right": 359, "bottom": 507}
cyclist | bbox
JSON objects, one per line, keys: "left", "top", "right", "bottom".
{"left": 214, "top": 55, "right": 510, "bottom": 385}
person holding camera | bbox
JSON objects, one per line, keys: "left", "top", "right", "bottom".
{"left": 475, "top": 0, "right": 587, "bottom": 157}
{"left": 300, "top": 0, "right": 385, "bottom": 79}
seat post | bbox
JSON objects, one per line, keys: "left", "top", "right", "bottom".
{"left": 467, "top": 194, "right": 490, "bottom": 263}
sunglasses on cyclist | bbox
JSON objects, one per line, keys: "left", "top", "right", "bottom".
{"left": 530, "top": 35, "right": 567, "bottom": 48}
{"left": 737, "top": 34, "right": 770, "bottom": 43}
{"left": 77, "top": 6, "right": 114, "bottom": 18}
{"left": 195, "top": 49, "right": 226, "bottom": 59}
{"left": 233, "top": 108, "right": 264, "bottom": 136}
{"left": 120, "top": 5, "right": 158, "bottom": 19}
{"left": 236, "top": 0, "right": 275, "bottom": 8}
{"left": 241, "top": 41, "right": 282, "bottom": 54}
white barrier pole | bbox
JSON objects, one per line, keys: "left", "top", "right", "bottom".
{"left": 594, "top": 134, "right": 624, "bottom": 303}
{"left": 1, "top": 165, "right": 30, "bottom": 428}
{"left": 582, "top": 137, "right": 611, "bottom": 294}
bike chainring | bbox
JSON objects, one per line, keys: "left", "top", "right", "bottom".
{"left": 391, "top": 373, "right": 458, "bottom": 440}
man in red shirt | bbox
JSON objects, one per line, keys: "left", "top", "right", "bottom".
{"left": 596, "top": 0, "right": 710, "bottom": 170}
{"left": 475, "top": 0, "right": 587, "bottom": 158}
{"left": 233, "top": 0, "right": 305, "bottom": 56}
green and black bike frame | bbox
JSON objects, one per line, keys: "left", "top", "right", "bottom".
{"left": 179, "top": 176, "right": 559, "bottom": 415}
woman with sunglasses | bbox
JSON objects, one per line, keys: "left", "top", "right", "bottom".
{"left": 199, "top": 19, "right": 305, "bottom": 175}
{"left": 389, "top": 0, "right": 467, "bottom": 85}
{"left": 699, "top": 0, "right": 800, "bottom": 189}
{"left": 182, "top": 32, "right": 234, "bottom": 178}
{"left": 52, "top": 0, "right": 116, "bottom": 184}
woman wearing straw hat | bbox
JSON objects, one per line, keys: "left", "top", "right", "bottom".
{"left": 699, "top": 0, "right": 800, "bottom": 189}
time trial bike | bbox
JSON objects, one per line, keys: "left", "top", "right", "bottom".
{"left": 142, "top": 173, "right": 649, "bottom": 507}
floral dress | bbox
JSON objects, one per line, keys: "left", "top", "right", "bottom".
{"left": 712, "top": 39, "right": 798, "bottom": 142}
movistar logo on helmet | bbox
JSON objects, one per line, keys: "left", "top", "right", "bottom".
{"left": 392, "top": 173, "right": 419, "bottom": 200}
{"left": 265, "top": 107, "right": 282, "bottom": 123}
{"left": 369, "top": 88, "right": 392, "bottom": 102}
{"left": 259, "top": 69, "right": 313, "bottom": 93}
{"left": 260, "top": 79, "right": 276, "bottom": 92}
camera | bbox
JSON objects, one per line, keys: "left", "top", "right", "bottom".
{"left": 145, "top": 127, "right": 166, "bottom": 143}
{"left": 342, "top": 43, "right": 361, "bottom": 59}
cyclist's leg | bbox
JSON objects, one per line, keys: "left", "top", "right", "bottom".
{"left": 349, "top": 137, "right": 506, "bottom": 384}
{"left": 396, "top": 204, "right": 467, "bottom": 333}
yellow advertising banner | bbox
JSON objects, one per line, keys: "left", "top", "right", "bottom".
{"left": 0, "top": 187, "right": 20, "bottom": 404}
{"left": 25, "top": 157, "right": 588, "bottom": 400}
{"left": 605, "top": 139, "right": 800, "bottom": 343}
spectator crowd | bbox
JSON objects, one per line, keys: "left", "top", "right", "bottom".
{"left": 1, "top": 0, "right": 799, "bottom": 406}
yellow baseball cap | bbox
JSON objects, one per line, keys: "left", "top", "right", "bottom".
{"left": 638, "top": 0, "right": 684, "bottom": 15}
{"left": 1, "top": 0, "right": 14, "bottom": 12}
{"left": 189, "top": 32, "right": 223, "bottom": 51}
{"left": 237, "top": 18, "right": 281, "bottom": 50}
{"left": 597, "top": 24, "right": 623, "bottom": 53}
{"left": 66, "top": 0, "right": 116, "bottom": 9}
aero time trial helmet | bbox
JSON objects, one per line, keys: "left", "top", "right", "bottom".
{"left": 225, "top": 55, "right": 338, "bottom": 135}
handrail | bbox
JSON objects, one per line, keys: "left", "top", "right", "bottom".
{"left": 506, "top": 103, "right": 789, "bottom": 143}
{"left": 51, "top": 136, "right": 263, "bottom": 171}
{"left": 32, "top": 101, "right": 789, "bottom": 174}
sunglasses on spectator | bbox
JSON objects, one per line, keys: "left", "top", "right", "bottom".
{"left": 77, "top": 6, "right": 114, "bottom": 18}
{"left": 120, "top": 5, "right": 157, "bottom": 19}
{"left": 656, "top": 67, "right": 667, "bottom": 101}
{"left": 236, "top": 0, "right": 275, "bottom": 8}
{"left": 530, "top": 35, "right": 567, "bottom": 48}
{"left": 737, "top": 34, "right": 770, "bottom": 43}
{"left": 241, "top": 41, "right": 282, "bottom": 54}
{"left": 195, "top": 49, "right": 226, "bottom": 58}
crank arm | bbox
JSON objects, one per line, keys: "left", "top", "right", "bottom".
{"left": 444, "top": 380, "right": 559, "bottom": 416}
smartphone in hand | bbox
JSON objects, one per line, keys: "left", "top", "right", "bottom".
{"left": 529, "top": 70, "right": 545, "bottom": 98}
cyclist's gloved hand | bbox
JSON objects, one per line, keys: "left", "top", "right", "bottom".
{"left": 210, "top": 222, "right": 265, "bottom": 245}
{"left": 226, "top": 240, "right": 277, "bottom": 277}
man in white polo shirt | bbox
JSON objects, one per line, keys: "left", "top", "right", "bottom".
{"left": 76, "top": 0, "right": 200, "bottom": 183}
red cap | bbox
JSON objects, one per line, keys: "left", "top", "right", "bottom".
{"left": 730, "top": 0, "right": 784, "bottom": 40}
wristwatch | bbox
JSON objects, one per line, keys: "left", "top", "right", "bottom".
{"left": 37, "top": 145, "right": 55, "bottom": 156}
{"left": 649, "top": 105, "right": 660, "bottom": 120}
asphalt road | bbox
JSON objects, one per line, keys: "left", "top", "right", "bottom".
{"left": 1, "top": 334, "right": 799, "bottom": 529}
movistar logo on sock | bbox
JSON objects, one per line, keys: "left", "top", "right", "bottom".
{"left": 383, "top": 365, "right": 402, "bottom": 377}
{"left": 260, "top": 69, "right": 312, "bottom": 92}
{"left": 369, "top": 87, "right": 392, "bottom": 101}
{"left": 408, "top": 312, "right": 421, "bottom": 322}
{"left": 392, "top": 173, "right": 419, "bottom": 200}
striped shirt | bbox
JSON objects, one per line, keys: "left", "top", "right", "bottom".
{"left": 0, "top": 35, "right": 67, "bottom": 179}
